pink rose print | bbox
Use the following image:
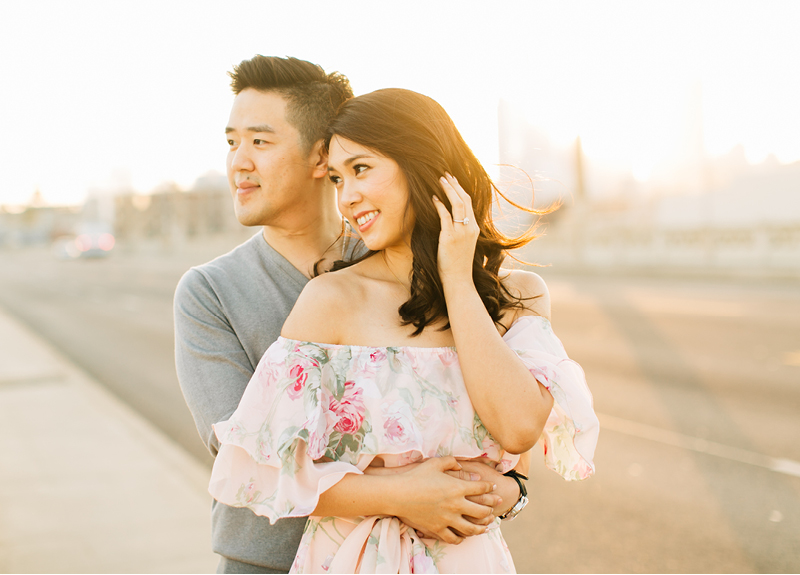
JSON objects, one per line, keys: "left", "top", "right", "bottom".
{"left": 411, "top": 550, "right": 436, "bottom": 572}
{"left": 307, "top": 428, "right": 330, "bottom": 460}
{"left": 439, "top": 350, "right": 459, "bottom": 367}
{"left": 256, "top": 439, "right": 271, "bottom": 462}
{"left": 287, "top": 363, "right": 308, "bottom": 400}
{"left": 242, "top": 481, "right": 257, "bottom": 504}
{"left": 384, "top": 416, "right": 407, "bottom": 444}
{"left": 304, "top": 400, "right": 334, "bottom": 460}
{"left": 329, "top": 380, "right": 365, "bottom": 434}
{"left": 355, "top": 349, "right": 386, "bottom": 378}
{"left": 381, "top": 400, "right": 419, "bottom": 447}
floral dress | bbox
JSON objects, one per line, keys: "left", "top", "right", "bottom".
{"left": 209, "top": 315, "right": 599, "bottom": 573}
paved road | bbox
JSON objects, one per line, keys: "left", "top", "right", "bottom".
{"left": 1, "top": 241, "right": 798, "bottom": 572}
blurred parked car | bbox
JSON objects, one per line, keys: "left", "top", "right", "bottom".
{"left": 52, "top": 225, "right": 115, "bottom": 259}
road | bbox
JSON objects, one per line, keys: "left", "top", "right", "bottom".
{"left": 1, "top": 240, "right": 798, "bottom": 572}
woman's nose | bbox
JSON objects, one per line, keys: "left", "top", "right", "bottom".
{"left": 338, "top": 180, "right": 361, "bottom": 209}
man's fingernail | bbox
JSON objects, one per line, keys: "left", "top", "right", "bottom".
{"left": 470, "top": 473, "right": 480, "bottom": 481}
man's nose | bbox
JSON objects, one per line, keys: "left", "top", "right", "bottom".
{"left": 229, "top": 145, "right": 254, "bottom": 172}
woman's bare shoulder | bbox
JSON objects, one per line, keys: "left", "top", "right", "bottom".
{"left": 281, "top": 267, "right": 366, "bottom": 344}
{"left": 500, "top": 268, "right": 551, "bottom": 321}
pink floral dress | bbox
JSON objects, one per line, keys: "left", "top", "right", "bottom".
{"left": 209, "top": 315, "right": 599, "bottom": 573}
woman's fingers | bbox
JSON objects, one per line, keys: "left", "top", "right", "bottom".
{"left": 432, "top": 194, "right": 454, "bottom": 233}
{"left": 439, "top": 175, "right": 466, "bottom": 221}
{"left": 443, "top": 173, "right": 476, "bottom": 224}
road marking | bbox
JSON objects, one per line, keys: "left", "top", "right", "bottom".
{"left": 0, "top": 371, "right": 66, "bottom": 386}
{"left": 598, "top": 412, "right": 800, "bottom": 479}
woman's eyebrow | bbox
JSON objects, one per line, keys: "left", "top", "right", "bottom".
{"left": 342, "top": 154, "right": 372, "bottom": 166}
{"left": 327, "top": 154, "right": 374, "bottom": 171}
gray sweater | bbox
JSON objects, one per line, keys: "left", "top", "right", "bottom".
{"left": 174, "top": 232, "right": 320, "bottom": 571}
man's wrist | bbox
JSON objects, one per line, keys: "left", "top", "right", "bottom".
{"left": 498, "top": 470, "right": 528, "bottom": 521}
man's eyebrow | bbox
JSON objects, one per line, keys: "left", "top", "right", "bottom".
{"left": 326, "top": 154, "right": 372, "bottom": 171}
{"left": 224, "top": 124, "right": 276, "bottom": 134}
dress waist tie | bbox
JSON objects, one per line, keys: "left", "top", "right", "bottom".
{"left": 327, "top": 515, "right": 438, "bottom": 574}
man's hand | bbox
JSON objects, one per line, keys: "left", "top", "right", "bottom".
{"left": 451, "top": 459, "right": 522, "bottom": 518}
{"left": 365, "top": 456, "right": 496, "bottom": 545}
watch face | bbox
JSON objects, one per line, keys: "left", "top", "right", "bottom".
{"left": 502, "top": 495, "right": 529, "bottom": 521}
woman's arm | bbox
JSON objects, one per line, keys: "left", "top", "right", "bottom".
{"left": 312, "top": 456, "right": 498, "bottom": 544}
{"left": 281, "top": 275, "right": 501, "bottom": 543}
{"left": 433, "top": 174, "right": 554, "bottom": 454}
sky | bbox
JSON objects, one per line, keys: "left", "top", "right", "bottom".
{"left": 1, "top": 0, "right": 799, "bottom": 206}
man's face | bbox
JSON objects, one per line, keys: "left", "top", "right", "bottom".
{"left": 225, "top": 89, "right": 315, "bottom": 227}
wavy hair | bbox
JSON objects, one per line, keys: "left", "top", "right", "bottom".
{"left": 328, "top": 88, "right": 549, "bottom": 335}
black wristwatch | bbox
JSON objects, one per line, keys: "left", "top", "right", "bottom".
{"left": 497, "top": 470, "right": 528, "bottom": 521}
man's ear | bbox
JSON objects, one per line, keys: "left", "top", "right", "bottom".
{"left": 308, "top": 139, "right": 328, "bottom": 179}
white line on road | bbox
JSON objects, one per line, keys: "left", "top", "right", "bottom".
{"left": 598, "top": 412, "right": 800, "bottom": 479}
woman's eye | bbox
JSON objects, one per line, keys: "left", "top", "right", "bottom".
{"left": 328, "top": 174, "right": 342, "bottom": 185}
{"left": 353, "top": 164, "right": 369, "bottom": 175}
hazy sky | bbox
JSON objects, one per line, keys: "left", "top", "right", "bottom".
{"left": 1, "top": 0, "right": 798, "bottom": 206}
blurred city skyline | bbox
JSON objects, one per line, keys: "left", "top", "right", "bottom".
{"left": 1, "top": 0, "right": 799, "bottom": 208}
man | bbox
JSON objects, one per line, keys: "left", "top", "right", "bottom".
{"left": 174, "top": 55, "right": 524, "bottom": 573}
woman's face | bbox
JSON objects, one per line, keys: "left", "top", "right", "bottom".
{"left": 328, "top": 136, "right": 414, "bottom": 251}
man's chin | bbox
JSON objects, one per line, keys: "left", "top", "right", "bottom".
{"left": 233, "top": 209, "right": 266, "bottom": 228}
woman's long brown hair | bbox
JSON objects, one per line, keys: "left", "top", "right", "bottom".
{"left": 328, "top": 88, "right": 548, "bottom": 336}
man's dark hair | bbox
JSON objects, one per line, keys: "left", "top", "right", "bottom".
{"left": 229, "top": 55, "right": 353, "bottom": 153}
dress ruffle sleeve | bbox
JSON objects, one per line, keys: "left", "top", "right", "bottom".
{"left": 504, "top": 316, "right": 599, "bottom": 480}
{"left": 209, "top": 338, "right": 521, "bottom": 524}
{"left": 209, "top": 341, "right": 367, "bottom": 524}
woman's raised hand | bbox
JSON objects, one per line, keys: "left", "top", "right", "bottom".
{"left": 432, "top": 173, "right": 479, "bottom": 288}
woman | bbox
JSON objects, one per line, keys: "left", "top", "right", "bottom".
{"left": 209, "top": 89, "right": 598, "bottom": 573}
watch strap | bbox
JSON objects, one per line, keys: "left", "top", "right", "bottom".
{"left": 498, "top": 469, "right": 528, "bottom": 520}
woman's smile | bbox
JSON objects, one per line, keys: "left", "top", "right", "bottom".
{"left": 354, "top": 210, "right": 380, "bottom": 231}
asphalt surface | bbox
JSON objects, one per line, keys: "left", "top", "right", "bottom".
{"left": 1, "top": 240, "right": 798, "bottom": 573}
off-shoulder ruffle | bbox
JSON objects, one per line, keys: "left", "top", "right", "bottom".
{"left": 209, "top": 315, "right": 597, "bottom": 523}
{"left": 504, "top": 316, "right": 599, "bottom": 480}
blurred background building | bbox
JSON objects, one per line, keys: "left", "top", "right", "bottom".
{"left": 496, "top": 99, "right": 800, "bottom": 277}
{"left": 0, "top": 171, "right": 249, "bottom": 255}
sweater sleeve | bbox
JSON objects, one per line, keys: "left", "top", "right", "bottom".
{"left": 174, "top": 268, "right": 256, "bottom": 457}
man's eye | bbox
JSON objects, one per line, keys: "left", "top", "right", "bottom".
{"left": 227, "top": 139, "right": 236, "bottom": 146}
{"left": 254, "top": 139, "right": 270, "bottom": 145}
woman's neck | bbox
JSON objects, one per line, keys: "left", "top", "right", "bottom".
{"left": 381, "top": 245, "right": 413, "bottom": 291}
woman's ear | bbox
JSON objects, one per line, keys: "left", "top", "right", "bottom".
{"left": 308, "top": 140, "right": 329, "bottom": 179}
